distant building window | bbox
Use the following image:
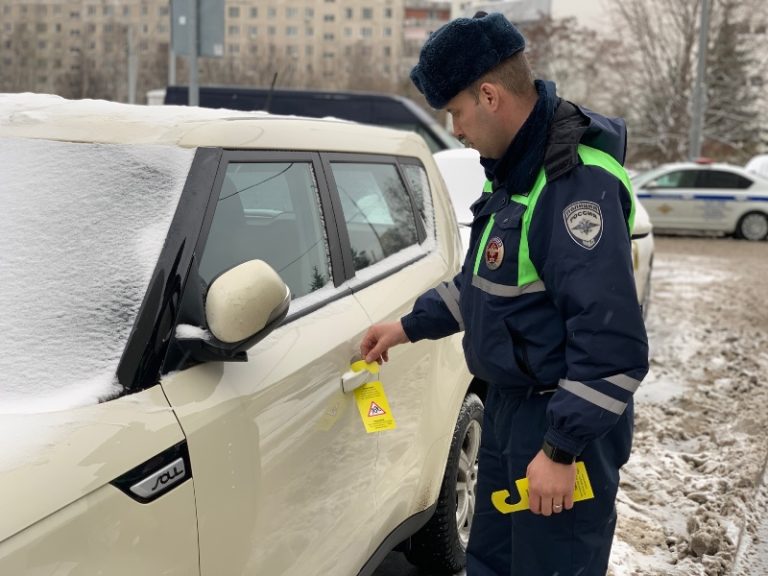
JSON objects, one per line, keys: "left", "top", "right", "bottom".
{"left": 37, "top": 41, "right": 47, "bottom": 50}
{"left": 159, "top": 6, "right": 169, "bottom": 16}
{"left": 228, "top": 25, "right": 240, "bottom": 35}
{"left": 306, "top": 26, "right": 314, "bottom": 36}
{"left": 385, "top": 8, "right": 393, "bottom": 18}
{"left": 306, "top": 45, "right": 314, "bottom": 55}
{"left": 123, "top": 6, "right": 131, "bottom": 17}
{"left": 36, "top": 23, "right": 47, "bottom": 33}
{"left": 344, "top": 27, "right": 352, "bottom": 37}
{"left": 268, "top": 7, "right": 276, "bottom": 17}
{"left": 250, "top": 7, "right": 258, "bottom": 18}
{"left": 287, "top": 26, "right": 298, "bottom": 36}
{"left": 87, "top": 5, "right": 96, "bottom": 16}
{"left": 105, "top": 23, "right": 114, "bottom": 33}
{"left": 345, "top": 8, "right": 353, "bottom": 18}
{"left": 324, "top": 32, "right": 335, "bottom": 40}
{"left": 286, "top": 7, "right": 298, "bottom": 18}
{"left": 249, "top": 26, "right": 258, "bottom": 38}
{"left": 384, "top": 46, "right": 391, "bottom": 57}
{"left": 384, "top": 27, "right": 392, "bottom": 36}
{"left": 362, "top": 8, "right": 373, "bottom": 19}
{"left": 103, "top": 5, "right": 113, "bottom": 16}
{"left": 55, "top": 23, "right": 62, "bottom": 33}
{"left": 287, "top": 45, "right": 298, "bottom": 56}
{"left": 228, "top": 43, "right": 240, "bottom": 54}
{"left": 305, "top": 7, "right": 314, "bottom": 18}
{"left": 324, "top": 14, "right": 335, "bottom": 22}
{"left": 268, "top": 26, "right": 276, "bottom": 36}
{"left": 361, "top": 27, "right": 373, "bottom": 38}
{"left": 229, "top": 6, "right": 240, "bottom": 18}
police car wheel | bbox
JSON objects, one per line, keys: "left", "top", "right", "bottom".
{"left": 405, "top": 393, "right": 483, "bottom": 573}
{"left": 737, "top": 212, "right": 768, "bottom": 241}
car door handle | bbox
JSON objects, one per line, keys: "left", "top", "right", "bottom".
{"left": 341, "top": 368, "right": 374, "bottom": 394}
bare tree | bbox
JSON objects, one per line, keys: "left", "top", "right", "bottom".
{"left": 604, "top": 0, "right": 767, "bottom": 165}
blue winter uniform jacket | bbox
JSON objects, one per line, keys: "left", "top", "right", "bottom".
{"left": 401, "top": 87, "right": 649, "bottom": 458}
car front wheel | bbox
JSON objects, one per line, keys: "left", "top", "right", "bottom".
{"left": 405, "top": 392, "right": 483, "bottom": 573}
{"left": 737, "top": 211, "right": 768, "bottom": 241}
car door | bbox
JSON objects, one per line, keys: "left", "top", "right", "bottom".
{"left": 640, "top": 168, "right": 699, "bottom": 229}
{"left": 160, "top": 152, "right": 382, "bottom": 576}
{"left": 322, "top": 155, "right": 470, "bottom": 546}
{"left": 692, "top": 169, "right": 754, "bottom": 232}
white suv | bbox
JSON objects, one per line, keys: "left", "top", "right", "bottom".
{"left": 0, "top": 94, "right": 479, "bottom": 575}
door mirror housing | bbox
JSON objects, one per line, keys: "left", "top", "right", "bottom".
{"left": 179, "top": 260, "right": 290, "bottom": 362}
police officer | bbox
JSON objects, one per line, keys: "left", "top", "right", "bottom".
{"left": 360, "top": 11, "right": 649, "bottom": 576}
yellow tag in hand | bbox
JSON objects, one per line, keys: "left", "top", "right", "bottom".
{"left": 491, "top": 461, "right": 594, "bottom": 514}
{"left": 350, "top": 361, "right": 396, "bottom": 433}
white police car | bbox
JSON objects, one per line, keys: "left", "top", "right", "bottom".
{"left": 633, "top": 160, "right": 768, "bottom": 241}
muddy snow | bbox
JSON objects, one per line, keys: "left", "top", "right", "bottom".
{"left": 609, "top": 237, "right": 768, "bottom": 576}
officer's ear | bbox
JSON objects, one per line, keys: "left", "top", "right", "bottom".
{"left": 477, "top": 82, "right": 502, "bottom": 112}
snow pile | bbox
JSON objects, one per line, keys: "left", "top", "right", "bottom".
{"left": 0, "top": 137, "right": 193, "bottom": 413}
{"left": 608, "top": 239, "right": 768, "bottom": 576}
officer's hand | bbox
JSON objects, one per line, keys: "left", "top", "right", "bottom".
{"left": 526, "top": 450, "right": 576, "bottom": 516}
{"left": 360, "top": 321, "right": 409, "bottom": 364}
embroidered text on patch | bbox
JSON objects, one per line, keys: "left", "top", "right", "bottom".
{"left": 563, "top": 201, "right": 603, "bottom": 250}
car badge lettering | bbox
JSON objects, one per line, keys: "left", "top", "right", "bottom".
{"left": 563, "top": 201, "right": 603, "bottom": 250}
{"left": 485, "top": 237, "right": 504, "bottom": 270}
{"left": 130, "top": 457, "right": 187, "bottom": 500}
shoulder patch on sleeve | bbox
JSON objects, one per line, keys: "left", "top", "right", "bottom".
{"left": 563, "top": 201, "right": 603, "bottom": 250}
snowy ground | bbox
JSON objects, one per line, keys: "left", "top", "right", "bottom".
{"left": 376, "top": 236, "right": 768, "bottom": 576}
{"left": 609, "top": 236, "right": 768, "bottom": 576}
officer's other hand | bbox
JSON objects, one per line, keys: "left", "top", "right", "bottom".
{"left": 361, "top": 321, "right": 409, "bottom": 364}
{"left": 526, "top": 451, "right": 576, "bottom": 516}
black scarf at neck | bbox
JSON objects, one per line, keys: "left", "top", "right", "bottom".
{"left": 480, "top": 79, "right": 558, "bottom": 195}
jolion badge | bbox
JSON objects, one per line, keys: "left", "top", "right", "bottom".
{"left": 485, "top": 237, "right": 504, "bottom": 270}
{"left": 563, "top": 201, "right": 603, "bottom": 250}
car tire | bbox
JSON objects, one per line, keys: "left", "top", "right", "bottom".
{"left": 736, "top": 211, "right": 768, "bottom": 241}
{"left": 405, "top": 392, "right": 483, "bottom": 574}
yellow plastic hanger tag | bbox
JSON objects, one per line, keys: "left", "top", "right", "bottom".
{"left": 351, "top": 360, "right": 397, "bottom": 433}
{"left": 491, "top": 461, "right": 594, "bottom": 514}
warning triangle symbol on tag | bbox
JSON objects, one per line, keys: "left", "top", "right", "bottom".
{"left": 368, "top": 401, "right": 386, "bottom": 417}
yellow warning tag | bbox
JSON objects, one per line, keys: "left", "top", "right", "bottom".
{"left": 351, "top": 361, "right": 396, "bottom": 433}
{"left": 491, "top": 461, "right": 595, "bottom": 514}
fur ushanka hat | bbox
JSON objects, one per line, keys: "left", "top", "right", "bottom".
{"left": 410, "top": 12, "right": 526, "bottom": 109}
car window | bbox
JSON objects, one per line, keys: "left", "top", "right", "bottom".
{"left": 199, "top": 162, "right": 332, "bottom": 299}
{"left": 649, "top": 170, "right": 698, "bottom": 188}
{"left": 401, "top": 163, "right": 435, "bottom": 237}
{"left": 696, "top": 170, "right": 752, "bottom": 189}
{"left": 331, "top": 162, "right": 419, "bottom": 272}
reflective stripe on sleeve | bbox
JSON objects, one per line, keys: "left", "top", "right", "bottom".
{"left": 471, "top": 276, "right": 546, "bottom": 298}
{"left": 558, "top": 379, "right": 627, "bottom": 415}
{"left": 604, "top": 374, "right": 642, "bottom": 393}
{"left": 435, "top": 282, "right": 464, "bottom": 331}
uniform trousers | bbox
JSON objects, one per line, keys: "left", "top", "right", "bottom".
{"left": 466, "top": 385, "right": 633, "bottom": 576}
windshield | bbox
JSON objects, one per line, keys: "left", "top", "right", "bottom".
{"left": 0, "top": 138, "right": 194, "bottom": 413}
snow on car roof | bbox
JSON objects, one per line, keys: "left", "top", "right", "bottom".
{"left": 0, "top": 93, "right": 430, "bottom": 156}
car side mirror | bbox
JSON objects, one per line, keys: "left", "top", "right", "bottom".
{"left": 178, "top": 260, "right": 290, "bottom": 362}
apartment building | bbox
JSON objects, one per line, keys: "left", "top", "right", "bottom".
{"left": 0, "top": 0, "right": 421, "bottom": 99}
{"left": 0, "top": 0, "right": 171, "bottom": 100}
